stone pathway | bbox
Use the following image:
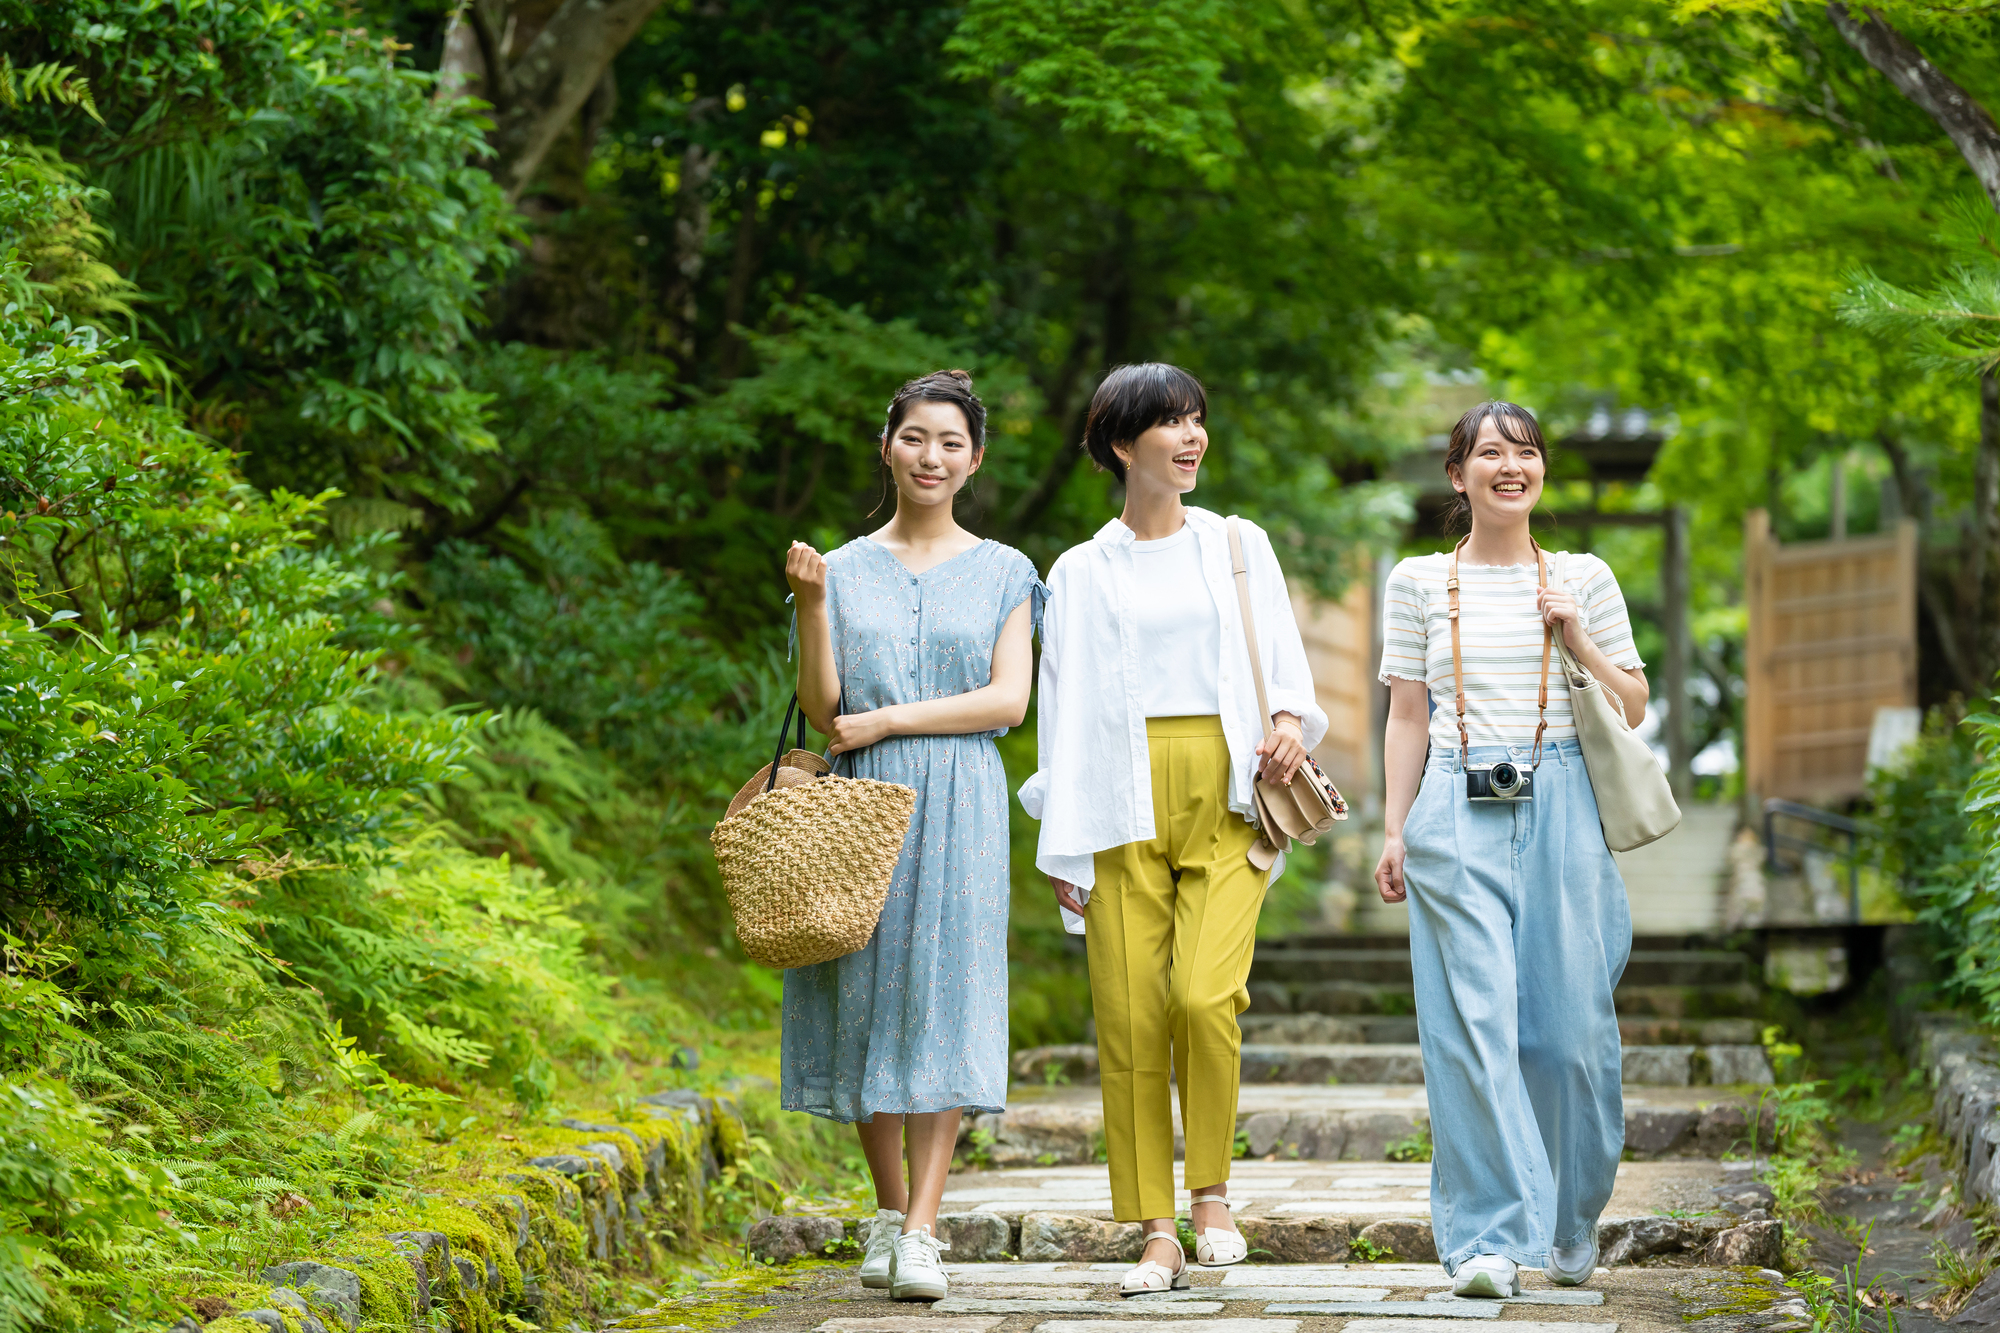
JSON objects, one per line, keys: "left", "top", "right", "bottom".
{"left": 609, "top": 1257, "right": 1811, "bottom": 1333}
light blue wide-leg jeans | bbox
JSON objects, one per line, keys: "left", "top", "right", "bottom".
{"left": 1401, "top": 739, "right": 1631, "bottom": 1274}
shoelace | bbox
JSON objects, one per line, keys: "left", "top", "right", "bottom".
{"left": 896, "top": 1228, "right": 951, "bottom": 1267}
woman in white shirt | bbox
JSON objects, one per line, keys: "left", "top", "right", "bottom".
{"left": 1020, "top": 363, "right": 1326, "bottom": 1293}
{"left": 1373, "top": 402, "right": 1648, "bottom": 1298}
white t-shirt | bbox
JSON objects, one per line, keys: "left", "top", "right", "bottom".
{"left": 1377, "top": 550, "right": 1644, "bottom": 753}
{"left": 1130, "top": 524, "right": 1221, "bottom": 718}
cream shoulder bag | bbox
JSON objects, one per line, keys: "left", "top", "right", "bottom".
{"left": 1550, "top": 552, "right": 1681, "bottom": 852}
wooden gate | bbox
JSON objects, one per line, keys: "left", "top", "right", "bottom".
{"left": 1743, "top": 511, "right": 1918, "bottom": 805}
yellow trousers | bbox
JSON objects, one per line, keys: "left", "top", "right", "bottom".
{"left": 1087, "top": 715, "right": 1268, "bottom": 1221}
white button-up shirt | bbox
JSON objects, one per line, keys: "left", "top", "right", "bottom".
{"left": 1018, "top": 507, "right": 1328, "bottom": 930}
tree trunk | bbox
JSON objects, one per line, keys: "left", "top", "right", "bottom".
{"left": 437, "top": 0, "right": 667, "bottom": 202}
{"left": 1879, "top": 429, "right": 1981, "bottom": 695}
{"left": 667, "top": 133, "right": 719, "bottom": 364}
{"left": 1826, "top": 2, "right": 2000, "bottom": 209}
{"left": 715, "top": 202, "right": 761, "bottom": 381}
{"left": 1980, "top": 371, "right": 2000, "bottom": 684}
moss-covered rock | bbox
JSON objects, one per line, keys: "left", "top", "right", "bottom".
{"left": 212, "top": 1090, "right": 758, "bottom": 1333}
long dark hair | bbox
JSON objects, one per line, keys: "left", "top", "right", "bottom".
{"left": 1443, "top": 400, "right": 1548, "bottom": 534}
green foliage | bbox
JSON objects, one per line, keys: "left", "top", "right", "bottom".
{"left": 0, "top": 58, "right": 100, "bottom": 126}
{"left": 1868, "top": 708, "right": 1998, "bottom": 1024}
{"left": 1839, "top": 196, "right": 2000, "bottom": 377}
{"left": 1349, "top": 1235, "right": 1393, "bottom": 1262}
{"left": 947, "top": 0, "right": 1256, "bottom": 179}
{"left": 1384, "top": 1119, "right": 1433, "bottom": 1163}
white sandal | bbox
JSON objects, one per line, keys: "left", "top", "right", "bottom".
{"left": 1189, "top": 1192, "right": 1248, "bottom": 1267}
{"left": 1119, "top": 1232, "right": 1190, "bottom": 1295}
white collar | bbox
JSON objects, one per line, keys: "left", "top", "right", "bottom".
{"left": 1090, "top": 506, "right": 1221, "bottom": 549}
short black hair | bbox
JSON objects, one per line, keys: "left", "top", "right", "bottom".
{"left": 883, "top": 369, "right": 986, "bottom": 450}
{"left": 1081, "top": 363, "right": 1208, "bottom": 484}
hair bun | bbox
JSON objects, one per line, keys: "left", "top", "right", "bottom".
{"left": 942, "top": 368, "right": 973, "bottom": 385}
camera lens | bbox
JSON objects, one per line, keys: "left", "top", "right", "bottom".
{"left": 1490, "top": 762, "right": 1521, "bottom": 796}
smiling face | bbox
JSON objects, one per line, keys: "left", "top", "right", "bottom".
{"left": 881, "top": 399, "right": 980, "bottom": 506}
{"left": 1112, "top": 406, "right": 1208, "bottom": 498}
{"left": 1451, "top": 416, "right": 1545, "bottom": 529}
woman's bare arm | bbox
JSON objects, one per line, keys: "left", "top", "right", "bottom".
{"left": 1372, "top": 677, "right": 1432, "bottom": 904}
{"left": 786, "top": 542, "right": 842, "bottom": 733}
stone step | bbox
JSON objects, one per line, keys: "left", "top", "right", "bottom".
{"left": 1610, "top": 983, "right": 1761, "bottom": 1018}
{"left": 1251, "top": 980, "right": 1761, "bottom": 1020}
{"left": 1258, "top": 933, "right": 1722, "bottom": 954}
{"left": 1248, "top": 949, "right": 1751, "bottom": 989}
{"left": 1238, "top": 1014, "right": 1763, "bottom": 1047}
{"left": 967, "top": 1086, "right": 1775, "bottom": 1167}
{"left": 1012, "top": 1042, "right": 1772, "bottom": 1089}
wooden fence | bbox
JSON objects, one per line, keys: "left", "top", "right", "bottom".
{"left": 1743, "top": 511, "right": 1918, "bottom": 805}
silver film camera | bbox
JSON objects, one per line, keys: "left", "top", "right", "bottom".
{"left": 1465, "top": 760, "right": 1534, "bottom": 802}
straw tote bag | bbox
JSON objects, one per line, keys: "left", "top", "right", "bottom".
{"left": 1551, "top": 553, "right": 1681, "bottom": 852}
{"left": 711, "top": 694, "right": 916, "bottom": 969}
{"left": 1226, "top": 517, "right": 1348, "bottom": 871}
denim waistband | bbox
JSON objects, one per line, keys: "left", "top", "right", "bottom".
{"left": 1427, "top": 737, "right": 1581, "bottom": 773}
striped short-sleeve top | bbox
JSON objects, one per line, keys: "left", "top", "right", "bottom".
{"left": 1377, "top": 551, "right": 1645, "bottom": 752}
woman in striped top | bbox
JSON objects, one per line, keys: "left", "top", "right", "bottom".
{"left": 1372, "top": 401, "right": 1648, "bottom": 1298}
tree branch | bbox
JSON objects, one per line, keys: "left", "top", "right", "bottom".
{"left": 466, "top": 1, "right": 508, "bottom": 100}
{"left": 487, "top": 0, "right": 667, "bottom": 202}
{"left": 1826, "top": 2, "right": 2000, "bottom": 210}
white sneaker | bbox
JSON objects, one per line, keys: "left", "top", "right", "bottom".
{"left": 889, "top": 1226, "right": 950, "bottom": 1301}
{"left": 1452, "top": 1254, "right": 1520, "bottom": 1298}
{"left": 857, "top": 1208, "right": 904, "bottom": 1289}
{"left": 1545, "top": 1228, "right": 1598, "bottom": 1287}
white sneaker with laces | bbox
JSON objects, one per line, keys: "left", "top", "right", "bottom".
{"left": 1451, "top": 1254, "right": 1521, "bottom": 1298}
{"left": 1545, "top": 1228, "right": 1598, "bottom": 1287}
{"left": 857, "top": 1209, "right": 904, "bottom": 1289}
{"left": 889, "top": 1226, "right": 951, "bottom": 1301}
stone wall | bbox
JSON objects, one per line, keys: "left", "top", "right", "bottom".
{"left": 177, "top": 1089, "right": 758, "bottom": 1333}
{"left": 1907, "top": 1012, "right": 2000, "bottom": 1210}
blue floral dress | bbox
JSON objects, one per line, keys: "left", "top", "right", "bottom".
{"left": 781, "top": 537, "right": 1043, "bottom": 1122}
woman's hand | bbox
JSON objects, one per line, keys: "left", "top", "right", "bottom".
{"left": 1373, "top": 835, "right": 1408, "bottom": 904}
{"left": 1535, "top": 583, "right": 1584, "bottom": 652}
{"left": 1049, "top": 876, "right": 1085, "bottom": 917}
{"left": 1256, "top": 717, "right": 1308, "bottom": 784}
{"left": 786, "top": 541, "right": 828, "bottom": 605}
{"left": 826, "top": 706, "right": 901, "bottom": 756}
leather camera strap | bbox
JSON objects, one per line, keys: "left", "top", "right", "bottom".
{"left": 1447, "top": 536, "right": 1553, "bottom": 767}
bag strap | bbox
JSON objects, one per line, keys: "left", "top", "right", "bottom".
{"left": 1447, "top": 536, "right": 1553, "bottom": 768}
{"left": 1226, "top": 517, "right": 1276, "bottom": 744}
{"left": 765, "top": 692, "right": 811, "bottom": 793}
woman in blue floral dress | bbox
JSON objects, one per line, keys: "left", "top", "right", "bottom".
{"left": 782, "top": 369, "right": 1042, "bottom": 1302}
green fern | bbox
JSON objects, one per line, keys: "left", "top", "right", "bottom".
{"left": 0, "top": 57, "right": 102, "bottom": 124}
